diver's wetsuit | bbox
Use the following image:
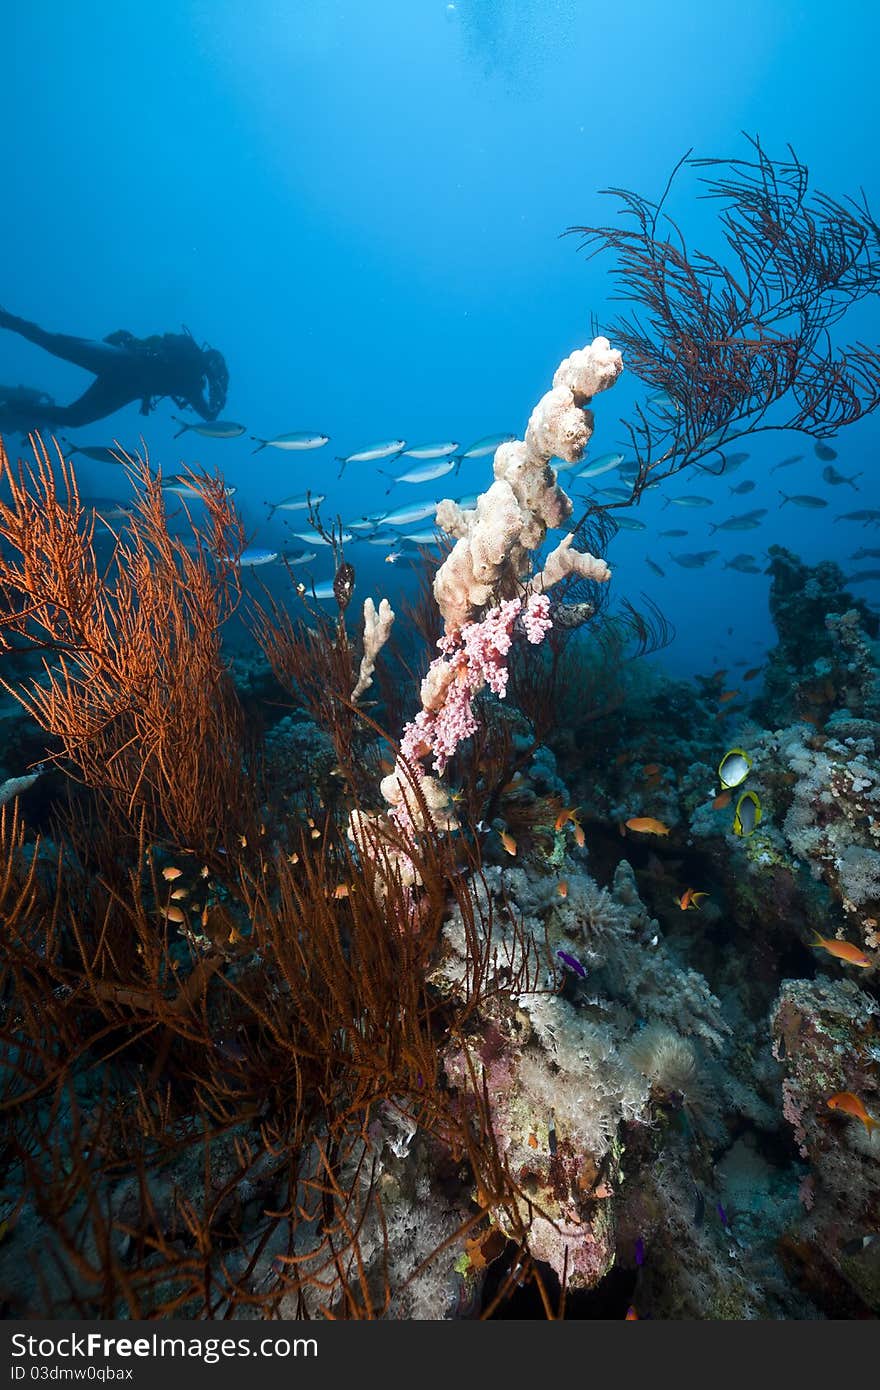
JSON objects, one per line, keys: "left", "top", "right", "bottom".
{"left": 0, "top": 307, "right": 228, "bottom": 428}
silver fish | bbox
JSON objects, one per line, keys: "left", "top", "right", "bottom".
{"left": 614, "top": 516, "right": 647, "bottom": 531}
{"left": 365, "top": 531, "right": 402, "bottom": 546}
{"left": 172, "top": 417, "right": 246, "bottom": 440}
{"left": 845, "top": 570, "right": 880, "bottom": 584}
{"left": 459, "top": 433, "right": 516, "bottom": 459}
{"left": 669, "top": 551, "right": 719, "bottom": 568}
{"left": 577, "top": 451, "right": 625, "bottom": 480}
{"left": 728, "top": 480, "right": 756, "bottom": 495}
{"left": 709, "top": 510, "right": 768, "bottom": 533}
{"left": 239, "top": 547, "right": 278, "bottom": 566}
{"left": 663, "top": 495, "right": 713, "bottom": 508}
{"left": 162, "top": 476, "right": 237, "bottom": 498}
{"left": 814, "top": 441, "right": 838, "bottom": 461}
{"left": 779, "top": 492, "right": 827, "bottom": 509}
{"left": 282, "top": 550, "right": 317, "bottom": 567}
{"left": 403, "top": 529, "right": 443, "bottom": 544}
{"left": 645, "top": 557, "right": 666, "bottom": 577}
{"left": 822, "top": 465, "right": 861, "bottom": 490}
{"left": 382, "top": 458, "right": 458, "bottom": 487}
{"left": 337, "top": 440, "right": 406, "bottom": 473}
{"left": 659, "top": 528, "right": 688, "bottom": 537}
{"left": 400, "top": 441, "right": 460, "bottom": 460}
{"left": 83, "top": 498, "right": 135, "bottom": 520}
{"left": 723, "top": 554, "right": 761, "bottom": 573}
{"left": 64, "top": 442, "right": 130, "bottom": 465}
{"left": 264, "top": 491, "right": 325, "bottom": 519}
{"left": 770, "top": 453, "right": 804, "bottom": 472}
{"left": 836, "top": 510, "right": 880, "bottom": 525}
{"left": 251, "top": 431, "right": 329, "bottom": 454}
{"left": 593, "top": 486, "right": 633, "bottom": 502}
{"left": 289, "top": 530, "right": 353, "bottom": 545}
{"left": 383, "top": 500, "right": 439, "bottom": 526}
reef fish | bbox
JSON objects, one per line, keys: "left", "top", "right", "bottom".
{"left": 836, "top": 510, "right": 880, "bottom": 525}
{"left": 400, "top": 441, "right": 460, "bottom": 460}
{"left": 250, "top": 430, "right": 330, "bottom": 454}
{"left": 577, "top": 451, "right": 625, "bottom": 480}
{"left": 732, "top": 790, "right": 761, "bottom": 836}
{"left": 810, "top": 933, "right": 871, "bottom": 968}
{"left": 779, "top": 492, "right": 828, "bottom": 509}
{"left": 668, "top": 551, "right": 719, "bottom": 568}
{"left": 663, "top": 495, "right": 714, "bottom": 508}
{"left": 382, "top": 458, "right": 457, "bottom": 487}
{"left": 264, "top": 491, "right": 325, "bottom": 519}
{"left": 659, "top": 529, "right": 688, "bottom": 538}
{"left": 826, "top": 1092, "right": 880, "bottom": 1136}
{"left": 723, "top": 554, "right": 761, "bottom": 573}
{"left": 384, "top": 500, "right": 439, "bottom": 526}
{"left": 728, "top": 480, "right": 757, "bottom": 495}
{"left": 822, "top": 465, "right": 861, "bottom": 490}
{"left": 458, "top": 433, "right": 516, "bottom": 459}
{"left": 709, "top": 510, "right": 768, "bottom": 533}
{"left": 615, "top": 517, "right": 647, "bottom": 531}
{"left": 337, "top": 440, "right": 406, "bottom": 473}
{"left": 63, "top": 442, "right": 129, "bottom": 464}
{"left": 172, "top": 417, "right": 246, "bottom": 440}
{"left": 770, "top": 453, "right": 804, "bottom": 473}
{"left": 83, "top": 498, "right": 136, "bottom": 521}
{"left": 624, "top": 817, "right": 670, "bottom": 836}
{"left": 556, "top": 949, "right": 587, "bottom": 978}
{"left": 239, "top": 548, "right": 278, "bottom": 566}
{"left": 814, "top": 441, "right": 838, "bottom": 461}
{"left": 161, "top": 476, "right": 236, "bottom": 498}
{"left": 675, "top": 888, "right": 708, "bottom": 911}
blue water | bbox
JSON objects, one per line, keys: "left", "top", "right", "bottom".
{"left": 2, "top": 0, "right": 879, "bottom": 676}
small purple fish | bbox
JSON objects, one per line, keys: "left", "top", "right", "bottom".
{"left": 717, "top": 1201, "right": 730, "bottom": 1229}
{"left": 556, "top": 949, "right": 587, "bottom": 978}
{"left": 635, "top": 1237, "right": 645, "bottom": 1268}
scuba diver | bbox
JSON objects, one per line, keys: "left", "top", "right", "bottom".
{"left": 0, "top": 305, "right": 228, "bottom": 432}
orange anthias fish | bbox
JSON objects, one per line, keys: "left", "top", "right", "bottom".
{"left": 642, "top": 763, "right": 661, "bottom": 777}
{"left": 625, "top": 817, "right": 670, "bottom": 836}
{"left": 675, "top": 888, "right": 709, "bottom": 911}
{"left": 811, "top": 932, "right": 871, "bottom": 968}
{"left": 743, "top": 667, "right": 762, "bottom": 681}
{"left": 554, "top": 807, "right": 578, "bottom": 832}
{"left": 499, "top": 830, "right": 517, "bottom": 856}
{"left": 826, "top": 1092, "right": 880, "bottom": 1136}
{"left": 557, "top": 880, "right": 569, "bottom": 898}
{"left": 718, "top": 689, "right": 740, "bottom": 703}
{"left": 573, "top": 821, "right": 586, "bottom": 848}
{"left": 712, "top": 789, "right": 732, "bottom": 810}
{"left": 625, "top": 1305, "right": 639, "bottom": 1320}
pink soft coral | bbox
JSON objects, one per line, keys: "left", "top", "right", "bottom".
{"left": 397, "top": 595, "right": 552, "bottom": 779}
